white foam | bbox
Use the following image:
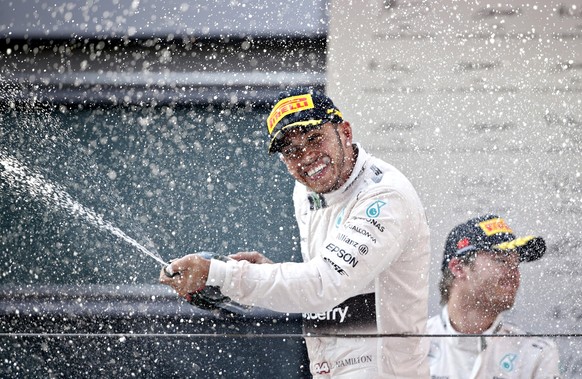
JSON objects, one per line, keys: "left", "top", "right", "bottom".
{"left": 0, "top": 149, "right": 167, "bottom": 267}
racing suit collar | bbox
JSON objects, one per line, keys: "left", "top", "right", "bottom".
{"left": 440, "top": 305, "right": 504, "bottom": 353}
{"left": 306, "top": 143, "right": 367, "bottom": 210}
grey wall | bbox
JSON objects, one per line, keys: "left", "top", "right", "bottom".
{"left": 0, "top": 0, "right": 328, "bottom": 39}
{"left": 327, "top": 0, "right": 582, "bottom": 376}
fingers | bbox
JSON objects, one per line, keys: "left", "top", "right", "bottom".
{"left": 158, "top": 256, "right": 187, "bottom": 284}
{"left": 159, "top": 263, "right": 179, "bottom": 284}
{"left": 158, "top": 254, "right": 211, "bottom": 298}
{"left": 229, "top": 251, "right": 273, "bottom": 264}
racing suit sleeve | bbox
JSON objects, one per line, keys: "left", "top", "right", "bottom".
{"left": 207, "top": 184, "right": 425, "bottom": 313}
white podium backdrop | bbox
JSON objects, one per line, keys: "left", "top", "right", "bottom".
{"left": 327, "top": 0, "right": 581, "bottom": 374}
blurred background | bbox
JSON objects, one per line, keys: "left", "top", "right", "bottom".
{"left": 1, "top": 0, "right": 328, "bottom": 377}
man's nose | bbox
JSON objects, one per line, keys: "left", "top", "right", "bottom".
{"left": 291, "top": 144, "right": 314, "bottom": 160}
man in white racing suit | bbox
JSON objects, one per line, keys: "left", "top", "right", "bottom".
{"left": 428, "top": 214, "right": 560, "bottom": 379}
{"left": 160, "top": 88, "right": 431, "bottom": 378}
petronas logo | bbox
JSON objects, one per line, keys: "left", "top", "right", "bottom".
{"left": 500, "top": 353, "right": 517, "bottom": 372}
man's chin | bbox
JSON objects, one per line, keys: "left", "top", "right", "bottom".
{"left": 304, "top": 178, "right": 338, "bottom": 194}
{"left": 495, "top": 297, "right": 517, "bottom": 313}
{"left": 484, "top": 293, "right": 516, "bottom": 314}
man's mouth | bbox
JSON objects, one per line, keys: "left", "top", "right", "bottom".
{"left": 305, "top": 157, "right": 330, "bottom": 178}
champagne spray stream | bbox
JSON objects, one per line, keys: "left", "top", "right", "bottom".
{"left": 0, "top": 148, "right": 169, "bottom": 267}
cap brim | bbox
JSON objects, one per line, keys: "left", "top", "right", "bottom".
{"left": 494, "top": 236, "right": 546, "bottom": 262}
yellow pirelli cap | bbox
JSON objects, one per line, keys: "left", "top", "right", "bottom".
{"left": 266, "top": 88, "right": 343, "bottom": 154}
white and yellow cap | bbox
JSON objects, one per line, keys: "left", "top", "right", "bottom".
{"left": 266, "top": 88, "right": 343, "bottom": 154}
{"left": 441, "top": 214, "right": 546, "bottom": 271}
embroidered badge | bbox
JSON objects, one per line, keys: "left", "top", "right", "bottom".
{"left": 500, "top": 353, "right": 518, "bottom": 372}
{"left": 365, "top": 200, "right": 386, "bottom": 218}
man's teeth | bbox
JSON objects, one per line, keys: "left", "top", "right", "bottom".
{"left": 305, "top": 158, "right": 331, "bottom": 178}
{"left": 307, "top": 163, "right": 326, "bottom": 177}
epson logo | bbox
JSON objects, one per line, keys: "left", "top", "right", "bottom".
{"left": 326, "top": 243, "right": 359, "bottom": 268}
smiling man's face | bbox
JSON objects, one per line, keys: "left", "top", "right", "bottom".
{"left": 279, "top": 122, "right": 355, "bottom": 194}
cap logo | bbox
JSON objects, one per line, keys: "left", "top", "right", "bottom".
{"left": 267, "top": 94, "right": 315, "bottom": 134}
{"left": 457, "top": 237, "right": 470, "bottom": 250}
{"left": 479, "top": 218, "right": 512, "bottom": 236}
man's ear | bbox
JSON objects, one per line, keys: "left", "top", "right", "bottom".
{"left": 339, "top": 121, "right": 352, "bottom": 144}
{"left": 448, "top": 258, "right": 468, "bottom": 278}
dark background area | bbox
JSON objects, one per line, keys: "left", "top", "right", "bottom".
{"left": 0, "top": 96, "right": 313, "bottom": 378}
{"left": 0, "top": 103, "right": 299, "bottom": 285}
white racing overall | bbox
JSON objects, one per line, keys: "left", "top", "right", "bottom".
{"left": 427, "top": 306, "right": 561, "bottom": 379}
{"left": 208, "top": 145, "right": 431, "bottom": 378}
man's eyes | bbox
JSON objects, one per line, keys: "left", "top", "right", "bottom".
{"left": 282, "top": 147, "right": 299, "bottom": 157}
{"left": 307, "top": 134, "right": 324, "bottom": 144}
{"left": 493, "top": 255, "right": 519, "bottom": 267}
{"left": 281, "top": 134, "right": 324, "bottom": 157}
